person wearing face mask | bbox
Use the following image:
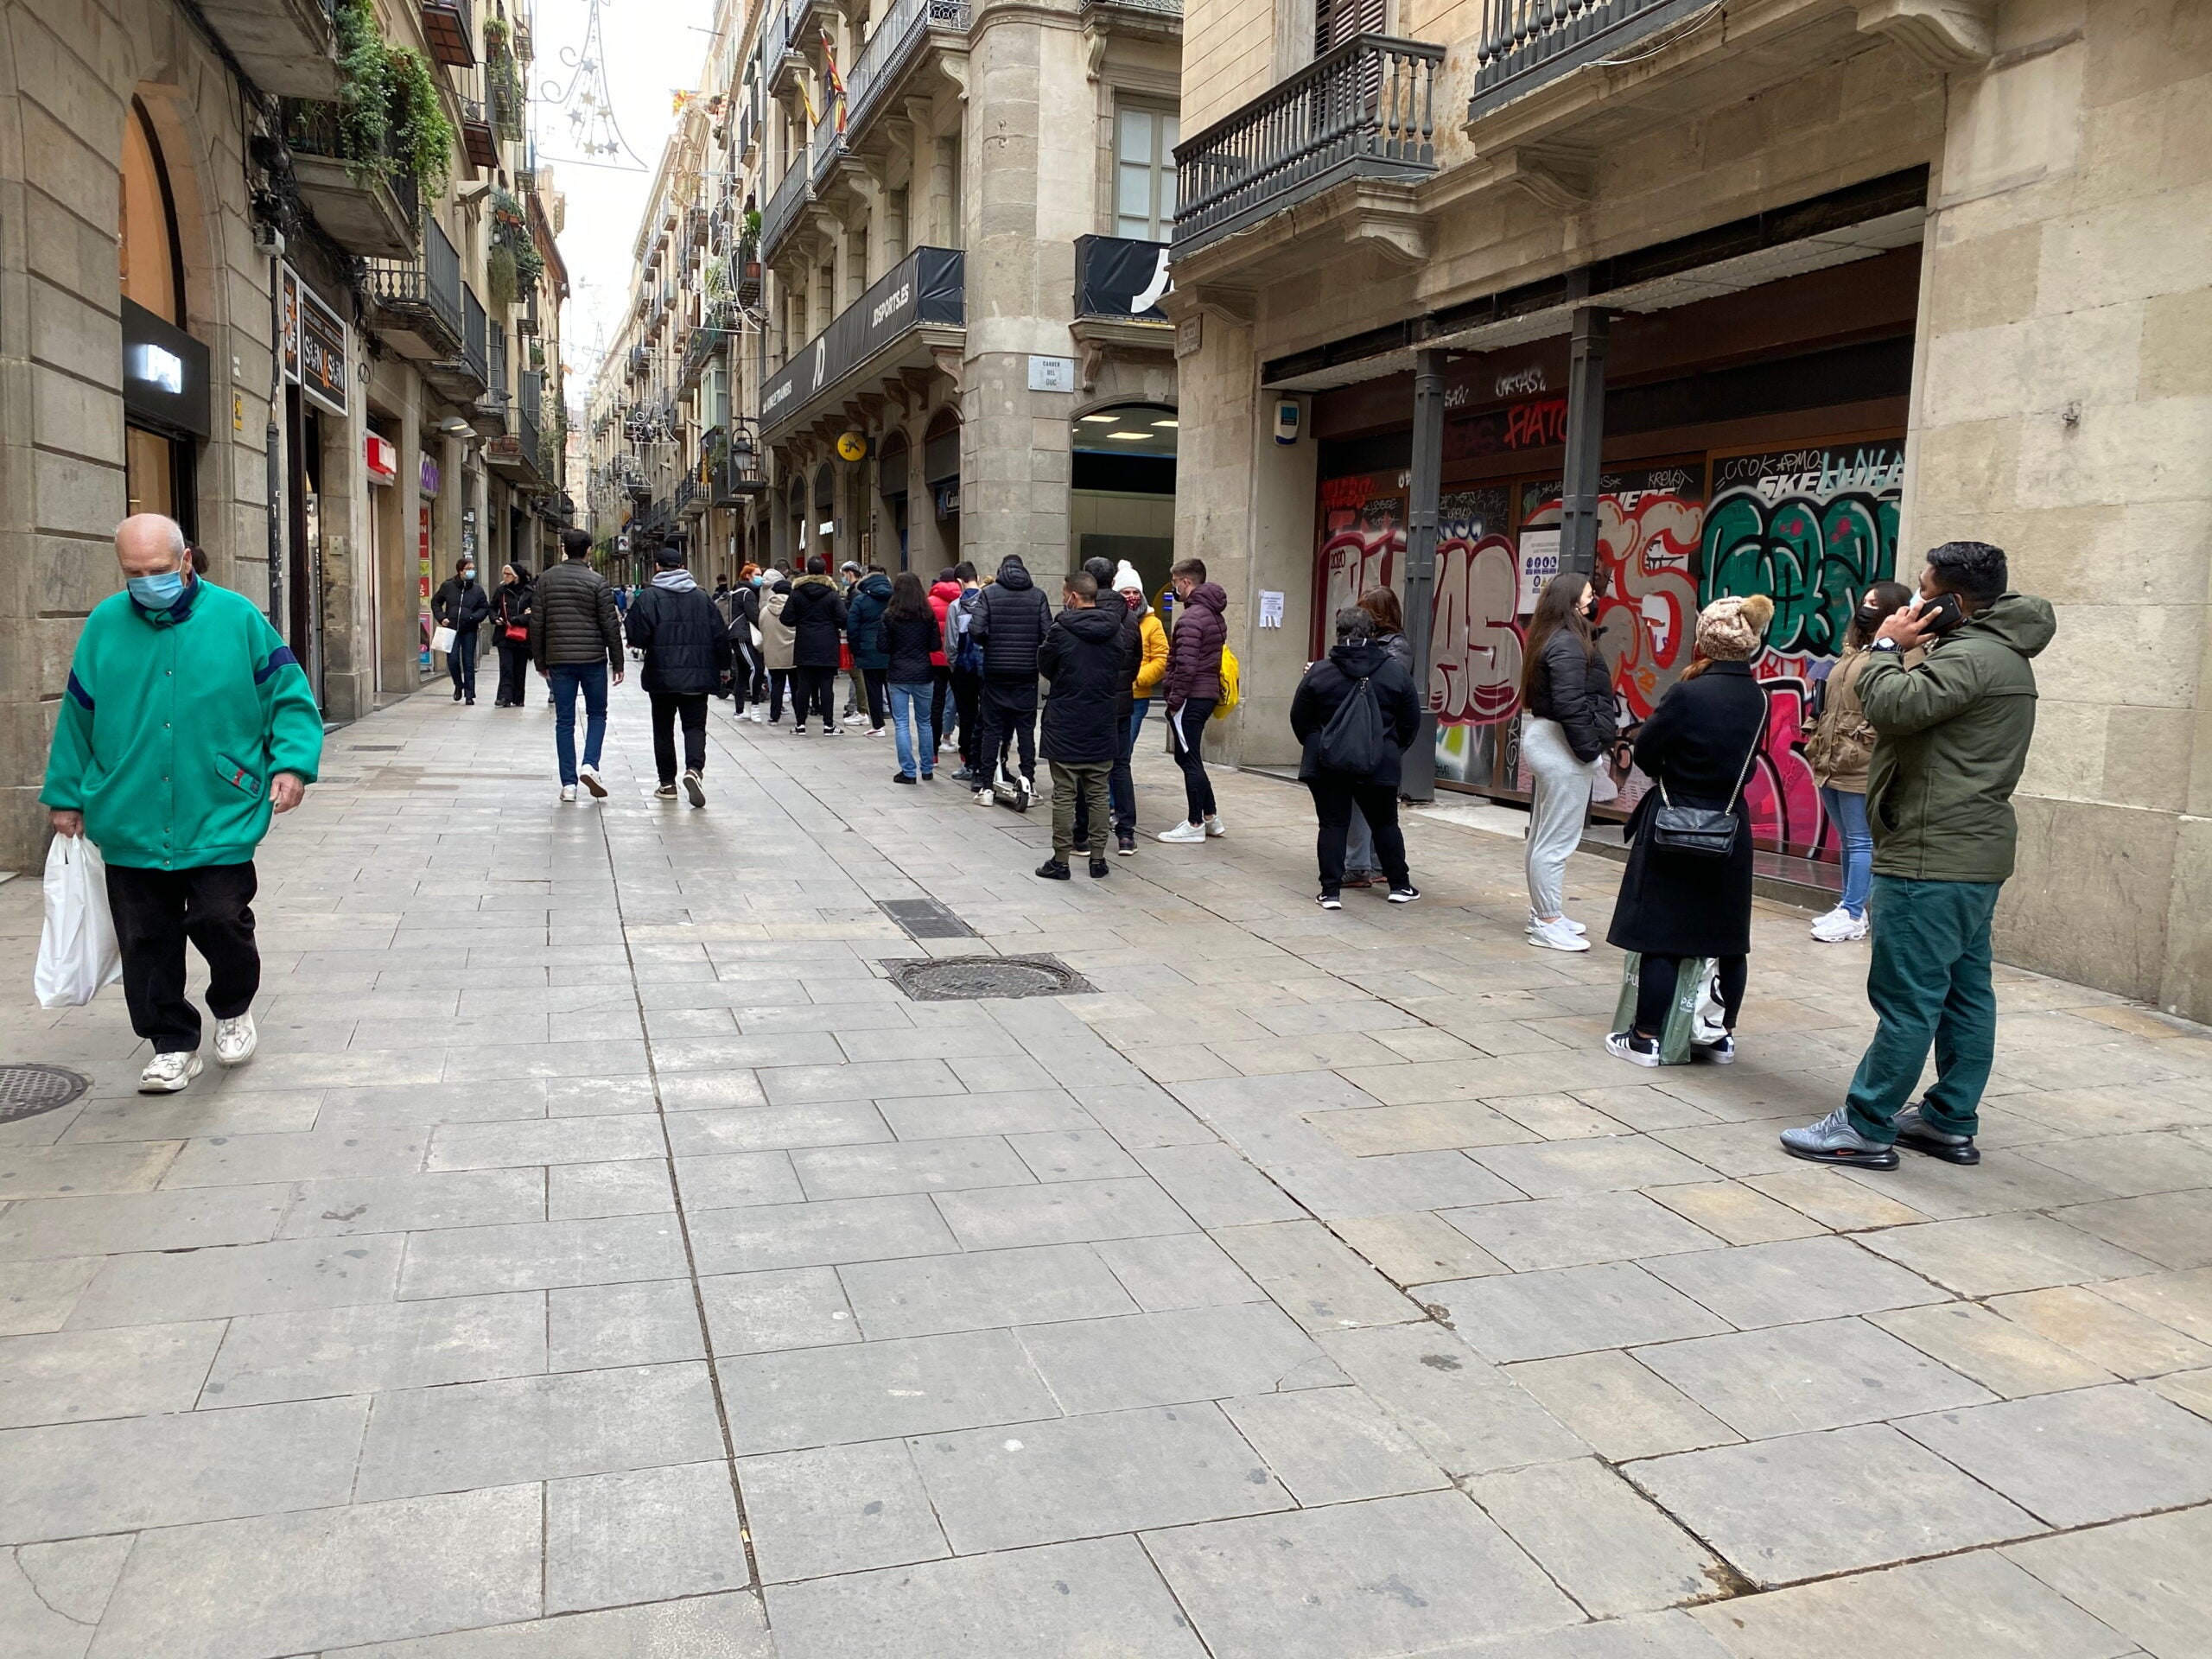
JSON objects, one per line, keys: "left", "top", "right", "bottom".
{"left": 431, "top": 556, "right": 491, "bottom": 705}
{"left": 1518, "top": 571, "right": 1618, "bottom": 951}
{"left": 1802, "top": 581, "right": 1916, "bottom": 942}
{"left": 41, "top": 514, "right": 323, "bottom": 1094}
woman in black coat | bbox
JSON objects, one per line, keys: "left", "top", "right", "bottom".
{"left": 1606, "top": 594, "right": 1773, "bottom": 1066}
{"left": 1289, "top": 607, "right": 1424, "bottom": 907}
{"left": 491, "top": 563, "right": 535, "bottom": 708}
{"left": 781, "top": 557, "right": 849, "bottom": 734}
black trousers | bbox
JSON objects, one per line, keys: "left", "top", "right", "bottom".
{"left": 650, "top": 690, "right": 709, "bottom": 783}
{"left": 767, "top": 668, "right": 790, "bottom": 721}
{"left": 1307, "top": 778, "right": 1407, "bottom": 893}
{"left": 495, "top": 639, "right": 531, "bottom": 706}
{"left": 105, "top": 861, "right": 260, "bottom": 1053}
{"left": 1171, "top": 698, "right": 1219, "bottom": 822}
{"left": 976, "top": 678, "right": 1038, "bottom": 782}
{"left": 1635, "top": 954, "right": 1747, "bottom": 1037}
{"left": 861, "top": 667, "right": 889, "bottom": 728}
{"left": 929, "top": 666, "right": 952, "bottom": 755}
{"left": 447, "top": 628, "right": 479, "bottom": 698}
{"left": 791, "top": 665, "right": 838, "bottom": 728}
{"left": 951, "top": 669, "right": 983, "bottom": 768}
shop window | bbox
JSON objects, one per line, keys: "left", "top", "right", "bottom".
{"left": 1115, "top": 105, "right": 1179, "bottom": 243}
{"left": 1070, "top": 403, "right": 1174, "bottom": 595}
{"left": 924, "top": 407, "right": 961, "bottom": 522}
{"left": 119, "top": 97, "right": 199, "bottom": 540}
{"left": 121, "top": 100, "right": 183, "bottom": 325}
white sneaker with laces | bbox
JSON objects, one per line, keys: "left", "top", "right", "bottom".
{"left": 138, "top": 1051, "right": 203, "bottom": 1094}
{"left": 842, "top": 711, "right": 866, "bottom": 726}
{"left": 213, "top": 1012, "right": 257, "bottom": 1067}
{"left": 1810, "top": 905, "right": 1869, "bottom": 943}
{"left": 1528, "top": 916, "right": 1592, "bottom": 952}
{"left": 1203, "top": 814, "right": 1227, "bottom": 838}
{"left": 559, "top": 785, "right": 577, "bottom": 802}
{"left": 577, "top": 764, "right": 609, "bottom": 798}
{"left": 1528, "top": 911, "right": 1588, "bottom": 936}
{"left": 1157, "top": 821, "right": 1207, "bottom": 844}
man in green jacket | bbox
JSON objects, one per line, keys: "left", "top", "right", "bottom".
{"left": 41, "top": 515, "right": 323, "bottom": 1094}
{"left": 1783, "top": 540, "right": 2056, "bottom": 1170}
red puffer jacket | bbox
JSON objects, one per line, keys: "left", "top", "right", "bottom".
{"left": 1163, "top": 582, "right": 1228, "bottom": 709}
{"left": 928, "top": 580, "right": 961, "bottom": 669}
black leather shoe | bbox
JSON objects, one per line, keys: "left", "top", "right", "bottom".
{"left": 1089, "top": 857, "right": 1110, "bottom": 879}
{"left": 1895, "top": 1104, "right": 1980, "bottom": 1165}
{"left": 1034, "top": 859, "right": 1071, "bottom": 880}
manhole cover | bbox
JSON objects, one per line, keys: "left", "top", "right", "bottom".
{"left": 0, "top": 1065, "right": 90, "bottom": 1123}
{"left": 882, "top": 955, "right": 1096, "bottom": 1001}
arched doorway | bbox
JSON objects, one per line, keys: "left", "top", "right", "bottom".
{"left": 1070, "top": 401, "right": 1175, "bottom": 598}
{"left": 878, "top": 431, "right": 911, "bottom": 570}
{"left": 923, "top": 407, "right": 961, "bottom": 564}
{"left": 120, "top": 97, "right": 207, "bottom": 536}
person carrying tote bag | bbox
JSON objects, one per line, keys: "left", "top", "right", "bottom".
{"left": 1605, "top": 594, "right": 1771, "bottom": 1068}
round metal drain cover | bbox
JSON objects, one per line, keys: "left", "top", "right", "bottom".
{"left": 884, "top": 955, "right": 1095, "bottom": 1001}
{"left": 0, "top": 1065, "right": 90, "bottom": 1123}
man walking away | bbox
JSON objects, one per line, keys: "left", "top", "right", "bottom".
{"left": 847, "top": 565, "right": 894, "bottom": 735}
{"left": 1068, "top": 556, "right": 1142, "bottom": 858}
{"left": 431, "top": 556, "right": 490, "bottom": 705}
{"left": 945, "top": 563, "right": 985, "bottom": 780}
{"left": 1782, "top": 541, "right": 2056, "bottom": 1170}
{"left": 1157, "top": 557, "right": 1230, "bottom": 843}
{"left": 626, "top": 537, "right": 732, "bottom": 805}
{"left": 784, "top": 556, "right": 849, "bottom": 734}
{"left": 1291, "top": 608, "right": 1422, "bottom": 907}
{"left": 1036, "top": 572, "right": 1125, "bottom": 880}
{"left": 968, "top": 554, "right": 1054, "bottom": 807}
{"left": 531, "top": 527, "right": 625, "bottom": 800}
{"left": 42, "top": 514, "right": 322, "bottom": 1092}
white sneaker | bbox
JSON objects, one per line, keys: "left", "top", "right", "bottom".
{"left": 746, "top": 708, "right": 766, "bottom": 724}
{"left": 138, "top": 1051, "right": 203, "bottom": 1094}
{"left": 1528, "top": 912, "right": 1588, "bottom": 936}
{"left": 974, "top": 788, "right": 994, "bottom": 806}
{"left": 842, "top": 712, "right": 865, "bottom": 726}
{"left": 1203, "top": 814, "right": 1227, "bottom": 837}
{"left": 1810, "top": 905, "right": 1869, "bottom": 943}
{"left": 213, "top": 1012, "right": 257, "bottom": 1067}
{"left": 577, "top": 764, "right": 609, "bottom": 798}
{"left": 559, "top": 785, "right": 576, "bottom": 802}
{"left": 1157, "top": 821, "right": 1207, "bottom": 844}
{"left": 1528, "top": 916, "right": 1592, "bottom": 952}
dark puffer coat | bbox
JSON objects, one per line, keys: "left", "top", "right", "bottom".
{"left": 1525, "top": 626, "right": 1618, "bottom": 763}
{"left": 1606, "top": 661, "right": 1767, "bottom": 959}
{"left": 530, "top": 559, "right": 623, "bottom": 672}
{"left": 625, "top": 580, "right": 734, "bottom": 695}
{"left": 1038, "top": 604, "right": 1128, "bottom": 765}
{"left": 432, "top": 576, "right": 491, "bottom": 635}
{"left": 969, "top": 560, "right": 1054, "bottom": 681}
{"left": 875, "top": 608, "right": 941, "bottom": 685}
{"left": 1289, "top": 641, "right": 1422, "bottom": 787}
{"left": 1164, "top": 582, "right": 1228, "bottom": 709}
{"left": 783, "top": 576, "right": 849, "bottom": 670}
{"left": 846, "top": 572, "right": 893, "bottom": 671}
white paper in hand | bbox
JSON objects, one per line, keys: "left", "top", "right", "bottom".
{"left": 35, "top": 835, "right": 123, "bottom": 1009}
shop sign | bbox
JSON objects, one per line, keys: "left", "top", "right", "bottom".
{"left": 121, "top": 298, "right": 211, "bottom": 439}
{"left": 1027, "top": 355, "right": 1077, "bottom": 393}
{"left": 420, "top": 458, "right": 442, "bottom": 497}
{"left": 1073, "top": 235, "right": 1172, "bottom": 321}
{"left": 933, "top": 480, "right": 960, "bottom": 520}
{"left": 760, "top": 247, "right": 964, "bottom": 436}
{"left": 365, "top": 434, "right": 398, "bottom": 485}
{"left": 281, "top": 268, "right": 350, "bottom": 416}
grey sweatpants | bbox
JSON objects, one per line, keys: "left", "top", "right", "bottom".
{"left": 1523, "top": 716, "right": 1594, "bottom": 920}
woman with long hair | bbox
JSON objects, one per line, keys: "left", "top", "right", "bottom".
{"left": 1803, "top": 579, "right": 1915, "bottom": 941}
{"left": 876, "top": 569, "right": 942, "bottom": 782}
{"left": 1519, "top": 570, "right": 1617, "bottom": 950}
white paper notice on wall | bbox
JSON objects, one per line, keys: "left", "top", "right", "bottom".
{"left": 1516, "top": 530, "right": 1561, "bottom": 614}
{"left": 1027, "top": 355, "right": 1077, "bottom": 392}
{"left": 1258, "top": 591, "right": 1285, "bottom": 630}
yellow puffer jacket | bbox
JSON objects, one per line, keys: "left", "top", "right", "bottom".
{"left": 1133, "top": 610, "right": 1167, "bottom": 698}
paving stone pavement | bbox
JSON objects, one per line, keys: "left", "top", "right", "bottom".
{"left": 3, "top": 681, "right": 2210, "bottom": 1657}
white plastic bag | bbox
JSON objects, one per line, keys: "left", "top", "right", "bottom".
{"left": 430, "top": 625, "right": 457, "bottom": 654}
{"left": 35, "top": 835, "right": 123, "bottom": 1009}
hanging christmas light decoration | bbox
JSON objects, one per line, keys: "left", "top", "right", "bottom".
{"left": 539, "top": 0, "right": 649, "bottom": 171}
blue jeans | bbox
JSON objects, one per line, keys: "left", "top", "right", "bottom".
{"left": 1821, "top": 786, "right": 1873, "bottom": 917}
{"left": 889, "top": 681, "right": 935, "bottom": 778}
{"left": 549, "top": 663, "right": 609, "bottom": 785}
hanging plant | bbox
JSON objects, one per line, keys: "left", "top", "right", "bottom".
{"left": 388, "top": 48, "right": 455, "bottom": 196}
{"left": 334, "top": 0, "right": 395, "bottom": 171}
{"left": 483, "top": 15, "right": 510, "bottom": 51}
{"left": 486, "top": 244, "right": 518, "bottom": 308}
{"left": 489, "top": 187, "right": 545, "bottom": 299}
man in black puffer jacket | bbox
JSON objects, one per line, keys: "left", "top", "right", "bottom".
{"left": 531, "top": 528, "right": 625, "bottom": 801}
{"left": 781, "top": 556, "right": 849, "bottom": 734}
{"left": 626, "top": 538, "right": 733, "bottom": 805}
{"left": 967, "top": 554, "right": 1053, "bottom": 804}
{"left": 1036, "top": 571, "right": 1127, "bottom": 880}
{"left": 1068, "top": 556, "right": 1141, "bottom": 855}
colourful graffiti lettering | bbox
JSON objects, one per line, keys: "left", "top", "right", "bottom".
{"left": 1431, "top": 532, "right": 1522, "bottom": 724}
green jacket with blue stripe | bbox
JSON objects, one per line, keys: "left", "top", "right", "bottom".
{"left": 41, "top": 579, "right": 324, "bottom": 870}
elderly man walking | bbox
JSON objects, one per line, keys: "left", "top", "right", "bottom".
{"left": 41, "top": 516, "right": 322, "bottom": 1093}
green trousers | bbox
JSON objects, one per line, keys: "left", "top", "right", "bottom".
{"left": 1050, "top": 760, "right": 1112, "bottom": 861}
{"left": 1844, "top": 874, "right": 2002, "bottom": 1143}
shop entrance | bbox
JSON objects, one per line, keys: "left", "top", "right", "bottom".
{"left": 1071, "top": 402, "right": 1175, "bottom": 598}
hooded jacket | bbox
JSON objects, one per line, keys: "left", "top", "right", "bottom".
{"left": 1164, "top": 581, "right": 1229, "bottom": 709}
{"left": 625, "top": 575, "right": 734, "bottom": 695}
{"left": 783, "top": 575, "right": 849, "bottom": 670}
{"left": 1860, "top": 591, "right": 2056, "bottom": 884}
{"left": 1288, "top": 640, "right": 1421, "bottom": 787}
{"left": 969, "top": 560, "right": 1054, "bottom": 681}
{"left": 759, "top": 580, "right": 796, "bottom": 671}
{"left": 846, "top": 572, "right": 893, "bottom": 671}
{"left": 531, "top": 558, "right": 624, "bottom": 672}
{"left": 928, "top": 580, "right": 962, "bottom": 669}
{"left": 1038, "top": 604, "right": 1129, "bottom": 764}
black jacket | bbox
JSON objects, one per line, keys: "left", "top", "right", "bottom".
{"left": 1526, "top": 627, "right": 1617, "bottom": 763}
{"left": 876, "top": 609, "right": 941, "bottom": 685}
{"left": 432, "top": 577, "right": 491, "bottom": 634}
{"left": 1098, "top": 590, "right": 1141, "bottom": 719}
{"left": 970, "top": 563, "right": 1054, "bottom": 681}
{"left": 625, "top": 580, "right": 734, "bottom": 695}
{"left": 492, "top": 581, "right": 533, "bottom": 639}
{"left": 1038, "top": 605, "right": 1128, "bottom": 764}
{"left": 1606, "top": 660, "right": 1767, "bottom": 959}
{"left": 1289, "top": 642, "right": 1422, "bottom": 786}
{"left": 531, "top": 559, "right": 623, "bottom": 671}
{"left": 783, "top": 577, "right": 849, "bottom": 669}
{"left": 847, "top": 573, "right": 893, "bottom": 671}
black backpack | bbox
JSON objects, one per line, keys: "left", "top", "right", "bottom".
{"left": 1313, "top": 671, "right": 1390, "bottom": 774}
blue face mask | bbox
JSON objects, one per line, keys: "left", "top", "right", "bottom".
{"left": 128, "top": 569, "right": 188, "bottom": 610}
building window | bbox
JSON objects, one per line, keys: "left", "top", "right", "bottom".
{"left": 121, "top": 99, "right": 184, "bottom": 324}
{"left": 1115, "top": 105, "right": 1178, "bottom": 242}
{"left": 120, "top": 98, "right": 198, "bottom": 539}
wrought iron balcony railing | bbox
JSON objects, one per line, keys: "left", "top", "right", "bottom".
{"left": 364, "top": 217, "right": 465, "bottom": 351}
{"left": 845, "top": 0, "right": 970, "bottom": 143}
{"left": 760, "top": 147, "right": 812, "bottom": 264}
{"left": 1173, "top": 33, "right": 1443, "bottom": 258}
{"left": 1470, "top": 0, "right": 1709, "bottom": 118}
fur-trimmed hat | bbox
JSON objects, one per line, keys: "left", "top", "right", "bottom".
{"left": 1695, "top": 594, "right": 1774, "bottom": 662}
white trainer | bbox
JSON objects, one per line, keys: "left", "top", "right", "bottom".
{"left": 213, "top": 1012, "right": 257, "bottom": 1067}
{"left": 1157, "top": 821, "right": 1207, "bottom": 844}
{"left": 577, "top": 764, "right": 609, "bottom": 799}
{"left": 1809, "top": 905, "right": 1870, "bottom": 943}
{"left": 559, "top": 785, "right": 576, "bottom": 802}
{"left": 1528, "top": 916, "right": 1592, "bottom": 952}
{"left": 1203, "top": 814, "right": 1227, "bottom": 837}
{"left": 138, "top": 1051, "right": 204, "bottom": 1094}
{"left": 1528, "top": 911, "right": 1588, "bottom": 936}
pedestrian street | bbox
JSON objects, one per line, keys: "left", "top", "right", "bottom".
{"left": 2, "top": 680, "right": 2209, "bottom": 1659}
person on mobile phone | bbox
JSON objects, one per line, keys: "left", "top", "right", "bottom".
{"left": 1781, "top": 542, "right": 2056, "bottom": 1172}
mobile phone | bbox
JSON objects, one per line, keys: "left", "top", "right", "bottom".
{"left": 1917, "top": 593, "right": 1966, "bottom": 635}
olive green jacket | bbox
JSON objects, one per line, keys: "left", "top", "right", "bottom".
{"left": 1859, "top": 592, "right": 2057, "bottom": 884}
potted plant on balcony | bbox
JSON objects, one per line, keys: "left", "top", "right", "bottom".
{"left": 334, "top": 0, "right": 454, "bottom": 197}
{"left": 486, "top": 186, "right": 545, "bottom": 308}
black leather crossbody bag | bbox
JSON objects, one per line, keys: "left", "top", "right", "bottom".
{"left": 1649, "top": 728, "right": 1759, "bottom": 860}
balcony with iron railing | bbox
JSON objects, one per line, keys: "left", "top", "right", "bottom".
{"left": 276, "top": 98, "right": 421, "bottom": 258}
{"left": 843, "top": 0, "right": 971, "bottom": 150}
{"left": 428, "top": 283, "right": 491, "bottom": 397}
{"left": 1172, "top": 33, "right": 1444, "bottom": 260}
{"left": 1470, "top": 0, "right": 1711, "bottom": 118}
{"left": 759, "top": 143, "right": 814, "bottom": 265}
{"left": 810, "top": 99, "right": 845, "bottom": 186}
{"left": 1076, "top": 0, "right": 1181, "bottom": 22}
{"left": 365, "top": 218, "right": 466, "bottom": 359}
